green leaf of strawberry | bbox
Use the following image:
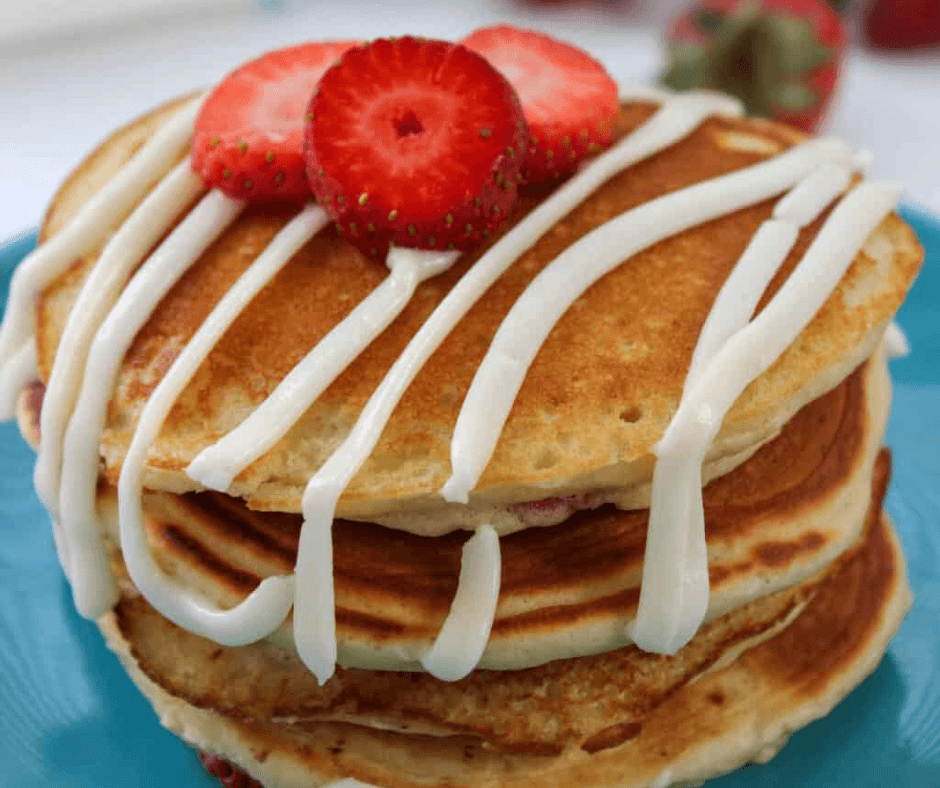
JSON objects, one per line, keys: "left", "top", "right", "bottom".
{"left": 662, "top": 0, "right": 847, "bottom": 132}
{"left": 303, "top": 37, "right": 528, "bottom": 261}
{"left": 772, "top": 81, "right": 819, "bottom": 110}
{"left": 662, "top": 42, "right": 712, "bottom": 90}
{"left": 192, "top": 40, "right": 359, "bottom": 201}
{"left": 461, "top": 25, "right": 619, "bottom": 185}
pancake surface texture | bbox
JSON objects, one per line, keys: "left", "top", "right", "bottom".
{"left": 34, "top": 96, "right": 923, "bottom": 526}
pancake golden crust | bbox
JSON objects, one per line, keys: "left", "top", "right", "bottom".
{"left": 17, "top": 347, "right": 890, "bottom": 671}
{"left": 88, "top": 350, "right": 887, "bottom": 670}
{"left": 111, "top": 563, "right": 808, "bottom": 755}
{"left": 96, "top": 453, "right": 911, "bottom": 788}
{"left": 106, "top": 449, "right": 893, "bottom": 756}
{"left": 35, "top": 99, "right": 923, "bottom": 525}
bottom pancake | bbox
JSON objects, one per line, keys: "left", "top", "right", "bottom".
{"left": 95, "top": 451, "right": 910, "bottom": 788}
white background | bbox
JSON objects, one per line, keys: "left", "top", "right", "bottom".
{"left": 0, "top": 0, "right": 938, "bottom": 243}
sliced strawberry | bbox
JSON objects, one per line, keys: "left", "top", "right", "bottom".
{"left": 461, "top": 25, "right": 618, "bottom": 185}
{"left": 304, "top": 37, "right": 528, "bottom": 260}
{"left": 192, "top": 40, "right": 359, "bottom": 201}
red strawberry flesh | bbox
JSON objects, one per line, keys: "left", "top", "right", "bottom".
{"left": 305, "top": 37, "right": 528, "bottom": 260}
{"left": 461, "top": 25, "right": 618, "bottom": 184}
{"left": 199, "top": 751, "right": 264, "bottom": 788}
{"left": 864, "top": 0, "right": 940, "bottom": 49}
{"left": 192, "top": 40, "right": 359, "bottom": 201}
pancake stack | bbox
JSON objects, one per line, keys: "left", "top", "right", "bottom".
{"left": 5, "top": 39, "right": 924, "bottom": 788}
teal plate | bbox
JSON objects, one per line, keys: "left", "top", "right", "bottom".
{"left": 1, "top": 208, "right": 939, "bottom": 788}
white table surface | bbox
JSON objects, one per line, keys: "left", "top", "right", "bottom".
{"left": 0, "top": 0, "right": 938, "bottom": 243}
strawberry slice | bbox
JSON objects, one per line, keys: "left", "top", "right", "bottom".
{"left": 192, "top": 40, "right": 359, "bottom": 201}
{"left": 303, "top": 37, "right": 528, "bottom": 260}
{"left": 461, "top": 25, "right": 618, "bottom": 185}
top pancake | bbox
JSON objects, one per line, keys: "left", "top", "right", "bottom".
{"left": 35, "top": 94, "right": 923, "bottom": 524}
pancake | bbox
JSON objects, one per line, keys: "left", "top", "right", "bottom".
{"left": 16, "top": 344, "right": 891, "bottom": 671}
{"left": 33, "top": 95, "right": 923, "bottom": 528}
{"left": 95, "top": 453, "right": 911, "bottom": 787}
{"left": 6, "top": 35, "right": 923, "bottom": 788}
{"left": 108, "top": 547, "right": 810, "bottom": 754}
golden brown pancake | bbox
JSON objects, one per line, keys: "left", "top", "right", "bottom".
{"left": 16, "top": 75, "right": 921, "bottom": 788}
{"left": 17, "top": 346, "right": 891, "bottom": 670}
{"left": 34, "top": 96, "right": 923, "bottom": 527}
{"left": 95, "top": 451, "right": 911, "bottom": 788}
{"left": 110, "top": 544, "right": 810, "bottom": 755}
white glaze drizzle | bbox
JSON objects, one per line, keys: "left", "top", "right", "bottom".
{"left": 190, "top": 91, "right": 741, "bottom": 684}
{"left": 684, "top": 162, "right": 852, "bottom": 393}
{"left": 116, "top": 204, "right": 327, "bottom": 644}
{"left": 420, "top": 525, "right": 501, "bottom": 681}
{"left": 58, "top": 190, "right": 245, "bottom": 619}
{"left": 442, "top": 139, "right": 853, "bottom": 504}
{"left": 684, "top": 220, "right": 799, "bottom": 394}
{"left": 188, "top": 90, "right": 738, "bottom": 496}
{"left": 33, "top": 162, "right": 204, "bottom": 519}
{"left": 0, "top": 98, "right": 201, "bottom": 379}
{"left": 618, "top": 82, "right": 676, "bottom": 104}
{"left": 433, "top": 92, "right": 742, "bottom": 505}
{"left": 885, "top": 321, "right": 910, "bottom": 358}
{"left": 292, "top": 94, "right": 743, "bottom": 683}
{"left": 630, "top": 164, "right": 864, "bottom": 652}
{"left": 632, "top": 180, "right": 901, "bottom": 654}
{"left": 0, "top": 338, "right": 36, "bottom": 421}
{"left": 773, "top": 161, "right": 853, "bottom": 225}
{"left": 853, "top": 149, "right": 874, "bottom": 173}
{"left": 186, "top": 246, "right": 460, "bottom": 493}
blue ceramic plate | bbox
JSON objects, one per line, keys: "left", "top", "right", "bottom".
{"left": 1, "top": 209, "right": 939, "bottom": 788}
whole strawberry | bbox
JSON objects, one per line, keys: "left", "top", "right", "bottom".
{"left": 192, "top": 40, "right": 359, "bottom": 201}
{"left": 662, "top": 0, "right": 847, "bottom": 132}
{"left": 864, "top": 0, "right": 940, "bottom": 49}
{"left": 304, "top": 37, "right": 528, "bottom": 261}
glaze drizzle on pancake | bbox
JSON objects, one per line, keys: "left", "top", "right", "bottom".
{"left": 65, "top": 352, "right": 879, "bottom": 672}
{"left": 0, "top": 74, "right": 902, "bottom": 687}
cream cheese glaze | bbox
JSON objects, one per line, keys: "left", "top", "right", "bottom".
{"left": 60, "top": 188, "right": 246, "bottom": 618}
{"left": 0, "top": 76, "right": 903, "bottom": 693}
{"left": 0, "top": 97, "right": 202, "bottom": 386}
{"left": 116, "top": 204, "right": 329, "bottom": 645}
{"left": 885, "top": 321, "right": 910, "bottom": 358}
{"left": 419, "top": 525, "right": 501, "bottom": 681}
{"left": 0, "top": 338, "right": 36, "bottom": 423}
{"left": 442, "top": 138, "right": 854, "bottom": 503}
{"left": 633, "top": 180, "right": 901, "bottom": 653}
{"left": 33, "top": 161, "right": 205, "bottom": 518}
{"left": 186, "top": 245, "right": 461, "bottom": 492}
{"left": 683, "top": 160, "right": 850, "bottom": 394}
